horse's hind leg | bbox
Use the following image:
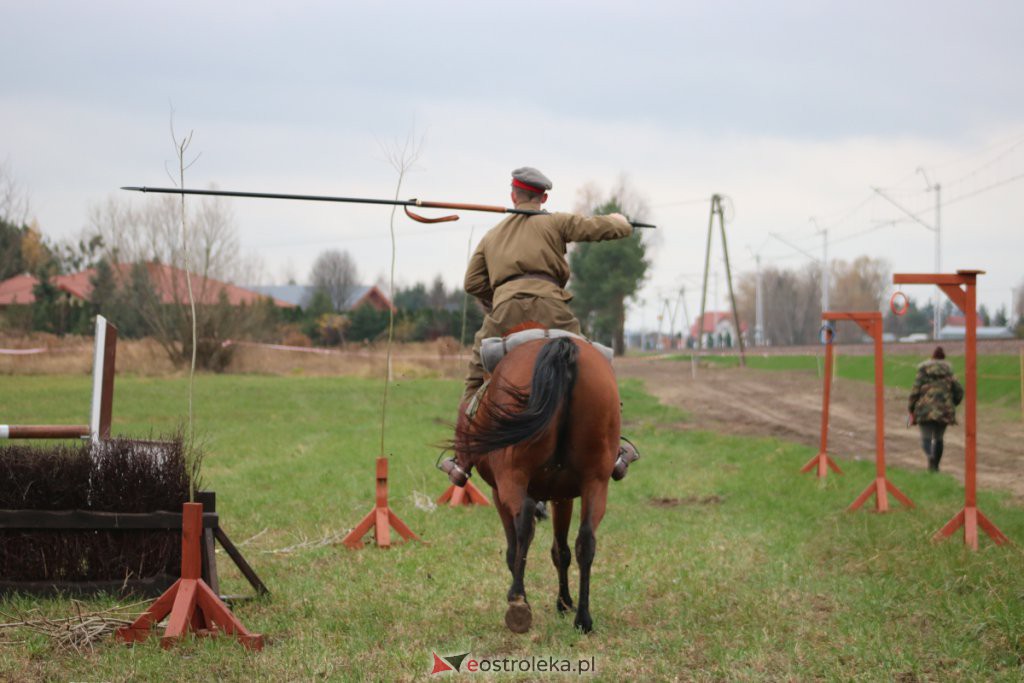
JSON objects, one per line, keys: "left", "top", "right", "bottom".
{"left": 503, "top": 488, "right": 537, "bottom": 634}
{"left": 550, "top": 498, "right": 574, "bottom": 614}
{"left": 574, "top": 480, "right": 608, "bottom": 634}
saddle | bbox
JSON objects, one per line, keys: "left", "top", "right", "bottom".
{"left": 480, "top": 328, "right": 614, "bottom": 373}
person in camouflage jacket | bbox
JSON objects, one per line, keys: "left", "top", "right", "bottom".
{"left": 908, "top": 346, "right": 964, "bottom": 472}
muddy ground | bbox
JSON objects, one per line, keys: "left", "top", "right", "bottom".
{"left": 617, "top": 352, "right": 1024, "bottom": 500}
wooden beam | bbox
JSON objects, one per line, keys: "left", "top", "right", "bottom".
{"left": 0, "top": 508, "right": 218, "bottom": 530}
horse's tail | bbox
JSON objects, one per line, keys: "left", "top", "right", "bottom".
{"left": 457, "top": 337, "right": 578, "bottom": 458}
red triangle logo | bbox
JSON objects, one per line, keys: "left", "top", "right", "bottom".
{"left": 431, "top": 652, "right": 454, "bottom": 674}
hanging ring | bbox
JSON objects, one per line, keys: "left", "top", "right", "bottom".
{"left": 889, "top": 291, "right": 909, "bottom": 316}
{"left": 819, "top": 323, "right": 835, "bottom": 345}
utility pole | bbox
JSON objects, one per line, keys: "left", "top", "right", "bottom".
{"left": 754, "top": 253, "right": 764, "bottom": 345}
{"left": 748, "top": 240, "right": 770, "bottom": 346}
{"left": 680, "top": 286, "right": 696, "bottom": 378}
{"left": 821, "top": 228, "right": 829, "bottom": 312}
{"left": 697, "top": 194, "right": 746, "bottom": 366}
{"left": 809, "top": 217, "right": 829, "bottom": 312}
{"left": 873, "top": 171, "right": 942, "bottom": 338}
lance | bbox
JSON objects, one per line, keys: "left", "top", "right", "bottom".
{"left": 120, "top": 186, "right": 657, "bottom": 229}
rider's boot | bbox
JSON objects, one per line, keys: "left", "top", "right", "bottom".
{"left": 612, "top": 436, "right": 640, "bottom": 481}
{"left": 439, "top": 397, "right": 475, "bottom": 487}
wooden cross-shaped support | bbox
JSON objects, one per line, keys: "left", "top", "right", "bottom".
{"left": 342, "top": 457, "right": 421, "bottom": 549}
{"left": 821, "top": 312, "right": 913, "bottom": 513}
{"left": 116, "top": 502, "right": 264, "bottom": 650}
{"left": 437, "top": 480, "right": 491, "bottom": 507}
{"left": 894, "top": 270, "right": 1009, "bottom": 549}
{"left": 801, "top": 325, "right": 843, "bottom": 478}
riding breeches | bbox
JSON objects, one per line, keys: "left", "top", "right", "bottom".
{"left": 462, "top": 295, "right": 581, "bottom": 404}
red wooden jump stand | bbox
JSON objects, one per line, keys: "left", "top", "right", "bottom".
{"left": 116, "top": 502, "right": 264, "bottom": 650}
{"left": 822, "top": 312, "right": 914, "bottom": 513}
{"left": 342, "top": 457, "right": 421, "bottom": 549}
{"left": 437, "top": 479, "right": 490, "bottom": 507}
{"left": 801, "top": 325, "right": 843, "bottom": 479}
{"left": 894, "top": 270, "right": 1009, "bottom": 549}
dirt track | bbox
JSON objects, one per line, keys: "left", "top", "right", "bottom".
{"left": 617, "top": 354, "right": 1024, "bottom": 500}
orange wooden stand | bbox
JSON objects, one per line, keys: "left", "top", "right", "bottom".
{"left": 801, "top": 325, "right": 843, "bottom": 478}
{"left": 116, "top": 502, "right": 264, "bottom": 650}
{"left": 437, "top": 480, "right": 490, "bottom": 507}
{"left": 894, "top": 270, "right": 1009, "bottom": 549}
{"left": 342, "top": 457, "right": 421, "bottom": 549}
{"left": 821, "top": 312, "right": 913, "bottom": 513}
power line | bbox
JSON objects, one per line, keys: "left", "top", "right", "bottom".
{"left": 943, "top": 171, "right": 1024, "bottom": 208}
{"left": 873, "top": 170, "right": 1024, "bottom": 227}
{"left": 945, "top": 135, "right": 1024, "bottom": 186}
{"left": 650, "top": 196, "right": 711, "bottom": 208}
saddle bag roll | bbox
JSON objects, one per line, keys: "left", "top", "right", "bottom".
{"left": 480, "top": 328, "right": 613, "bottom": 374}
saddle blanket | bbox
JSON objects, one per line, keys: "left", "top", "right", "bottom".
{"left": 480, "top": 328, "right": 613, "bottom": 373}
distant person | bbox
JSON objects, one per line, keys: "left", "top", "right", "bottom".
{"left": 908, "top": 346, "right": 964, "bottom": 472}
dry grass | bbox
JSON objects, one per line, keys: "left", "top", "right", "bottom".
{"left": 0, "top": 334, "right": 469, "bottom": 379}
{"left": 0, "top": 601, "right": 147, "bottom": 653}
{"left": 0, "top": 334, "right": 176, "bottom": 376}
{"left": 225, "top": 340, "right": 467, "bottom": 379}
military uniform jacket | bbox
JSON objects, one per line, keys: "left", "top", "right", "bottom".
{"left": 908, "top": 359, "right": 964, "bottom": 425}
{"left": 464, "top": 202, "right": 632, "bottom": 309}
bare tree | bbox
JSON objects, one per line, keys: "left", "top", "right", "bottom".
{"left": 737, "top": 264, "right": 821, "bottom": 346}
{"left": 87, "top": 189, "right": 268, "bottom": 369}
{"left": 572, "top": 174, "right": 650, "bottom": 223}
{"left": 829, "top": 256, "right": 890, "bottom": 312}
{"left": 0, "top": 159, "right": 31, "bottom": 227}
{"left": 309, "top": 249, "right": 359, "bottom": 311}
{"left": 1015, "top": 276, "right": 1024, "bottom": 331}
{"left": 89, "top": 191, "right": 259, "bottom": 284}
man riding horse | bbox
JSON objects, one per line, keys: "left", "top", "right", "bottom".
{"left": 441, "top": 166, "right": 640, "bottom": 487}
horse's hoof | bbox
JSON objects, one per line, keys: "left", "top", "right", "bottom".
{"left": 556, "top": 596, "right": 574, "bottom": 614}
{"left": 574, "top": 612, "right": 593, "bottom": 634}
{"left": 505, "top": 597, "right": 532, "bottom": 633}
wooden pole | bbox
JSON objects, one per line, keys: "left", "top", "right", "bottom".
{"left": 696, "top": 195, "right": 717, "bottom": 367}
{"left": 116, "top": 502, "right": 264, "bottom": 650}
{"left": 718, "top": 205, "right": 746, "bottom": 367}
{"left": 801, "top": 326, "right": 842, "bottom": 478}
{"left": 894, "top": 270, "right": 1008, "bottom": 548}
{"left": 815, "top": 312, "right": 912, "bottom": 512}
{"left": 342, "top": 457, "right": 421, "bottom": 549}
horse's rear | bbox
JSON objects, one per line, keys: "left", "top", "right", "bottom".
{"left": 455, "top": 336, "right": 619, "bottom": 633}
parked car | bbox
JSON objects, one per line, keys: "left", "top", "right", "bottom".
{"left": 899, "top": 333, "right": 930, "bottom": 343}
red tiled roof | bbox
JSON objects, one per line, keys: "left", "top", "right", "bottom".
{"left": 0, "top": 263, "right": 295, "bottom": 308}
{"left": 0, "top": 273, "right": 38, "bottom": 306}
{"left": 690, "top": 311, "right": 748, "bottom": 337}
{"left": 943, "top": 314, "right": 982, "bottom": 328}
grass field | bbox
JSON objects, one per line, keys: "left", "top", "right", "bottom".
{"left": 670, "top": 352, "right": 1024, "bottom": 409}
{"left": 3, "top": 374, "right": 1024, "bottom": 681}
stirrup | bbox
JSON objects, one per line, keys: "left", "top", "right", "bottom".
{"left": 612, "top": 437, "right": 640, "bottom": 481}
{"left": 438, "top": 456, "right": 470, "bottom": 487}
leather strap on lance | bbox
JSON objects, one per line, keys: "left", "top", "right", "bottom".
{"left": 404, "top": 204, "right": 460, "bottom": 224}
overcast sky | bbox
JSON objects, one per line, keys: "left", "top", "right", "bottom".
{"left": 3, "top": 0, "right": 1022, "bottom": 330}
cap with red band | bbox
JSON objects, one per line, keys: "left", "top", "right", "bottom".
{"left": 511, "top": 167, "right": 552, "bottom": 194}
{"left": 512, "top": 178, "right": 546, "bottom": 194}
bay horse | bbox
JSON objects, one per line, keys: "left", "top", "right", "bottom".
{"left": 454, "top": 335, "right": 619, "bottom": 634}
